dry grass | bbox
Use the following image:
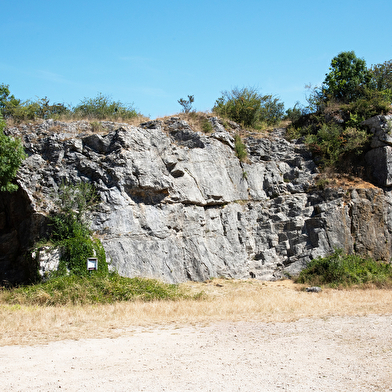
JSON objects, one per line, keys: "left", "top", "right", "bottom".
{"left": 315, "top": 170, "right": 377, "bottom": 191}
{"left": 157, "top": 111, "right": 216, "bottom": 134}
{"left": 6, "top": 111, "right": 280, "bottom": 141}
{"left": 156, "top": 111, "right": 283, "bottom": 140}
{"left": 1, "top": 279, "right": 391, "bottom": 346}
{"left": 5, "top": 114, "right": 150, "bottom": 131}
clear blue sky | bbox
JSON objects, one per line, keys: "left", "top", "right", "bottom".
{"left": 2, "top": 0, "right": 391, "bottom": 119}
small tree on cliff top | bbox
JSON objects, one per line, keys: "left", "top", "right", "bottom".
{"left": 322, "top": 51, "right": 372, "bottom": 103}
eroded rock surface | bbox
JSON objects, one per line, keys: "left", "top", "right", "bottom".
{"left": 364, "top": 114, "right": 392, "bottom": 186}
{"left": 1, "top": 117, "right": 391, "bottom": 284}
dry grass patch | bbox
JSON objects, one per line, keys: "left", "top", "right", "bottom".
{"left": 315, "top": 171, "right": 377, "bottom": 191}
{"left": 1, "top": 279, "right": 391, "bottom": 346}
{"left": 157, "top": 111, "right": 216, "bottom": 134}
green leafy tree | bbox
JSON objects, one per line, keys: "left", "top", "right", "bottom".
{"left": 0, "top": 84, "right": 69, "bottom": 121}
{"left": 0, "top": 84, "right": 12, "bottom": 113}
{"left": 370, "top": 59, "right": 392, "bottom": 92}
{"left": 213, "top": 86, "right": 284, "bottom": 128}
{"left": 0, "top": 83, "right": 22, "bottom": 119}
{"left": 322, "top": 51, "right": 372, "bottom": 103}
{"left": 369, "top": 59, "right": 392, "bottom": 104}
{"left": 0, "top": 114, "right": 26, "bottom": 192}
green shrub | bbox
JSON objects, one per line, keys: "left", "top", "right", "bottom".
{"left": 178, "top": 95, "right": 195, "bottom": 113}
{"left": 49, "top": 182, "right": 108, "bottom": 277}
{"left": 285, "top": 102, "right": 303, "bottom": 122}
{"left": 258, "top": 95, "right": 285, "bottom": 126}
{"left": 1, "top": 84, "right": 142, "bottom": 122}
{"left": 212, "top": 86, "right": 284, "bottom": 128}
{"left": 50, "top": 182, "right": 97, "bottom": 240}
{"left": 55, "top": 235, "right": 108, "bottom": 277}
{"left": 0, "top": 114, "right": 26, "bottom": 192}
{"left": 342, "top": 89, "right": 392, "bottom": 123}
{"left": 1, "top": 84, "right": 70, "bottom": 122}
{"left": 34, "top": 97, "right": 70, "bottom": 119}
{"left": 305, "top": 124, "right": 344, "bottom": 167}
{"left": 305, "top": 123, "right": 370, "bottom": 169}
{"left": 201, "top": 119, "right": 213, "bottom": 133}
{"left": 370, "top": 59, "right": 392, "bottom": 94}
{"left": 341, "top": 127, "right": 370, "bottom": 153}
{"left": 90, "top": 121, "right": 103, "bottom": 133}
{"left": 295, "top": 249, "right": 392, "bottom": 288}
{"left": 73, "top": 92, "right": 138, "bottom": 120}
{"left": 0, "top": 84, "right": 21, "bottom": 119}
{"left": 234, "top": 133, "right": 247, "bottom": 161}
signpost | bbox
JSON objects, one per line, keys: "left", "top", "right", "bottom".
{"left": 87, "top": 257, "right": 98, "bottom": 272}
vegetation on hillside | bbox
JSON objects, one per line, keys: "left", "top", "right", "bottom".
{"left": 0, "top": 86, "right": 141, "bottom": 123}
{"left": 1, "top": 51, "right": 392, "bottom": 298}
{"left": 0, "top": 113, "right": 26, "bottom": 192}
{"left": 46, "top": 182, "right": 108, "bottom": 278}
{"left": 178, "top": 95, "right": 195, "bottom": 113}
{"left": 287, "top": 51, "right": 392, "bottom": 172}
{"left": 1, "top": 181, "right": 203, "bottom": 305}
{"left": 212, "top": 86, "right": 285, "bottom": 129}
{"left": 1, "top": 274, "right": 194, "bottom": 306}
{"left": 73, "top": 93, "right": 139, "bottom": 120}
{"left": 296, "top": 249, "right": 392, "bottom": 288}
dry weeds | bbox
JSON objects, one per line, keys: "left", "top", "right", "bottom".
{"left": 157, "top": 111, "right": 215, "bottom": 134}
{"left": 315, "top": 170, "right": 377, "bottom": 191}
{"left": 1, "top": 279, "right": 391, "bottom": 346}
{"left": 5, "top": 115, "right": 150, "bottom": 132}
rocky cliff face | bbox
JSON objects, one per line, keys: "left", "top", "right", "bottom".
{"left": 1, "top": 116, "right": 391, "bottom": 284}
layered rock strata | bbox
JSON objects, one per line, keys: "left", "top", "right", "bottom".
{"left": 1, "top": 117, "right": 391, "bottom": 284}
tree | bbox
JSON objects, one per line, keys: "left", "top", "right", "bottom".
{"left": 0, "top": 114, "right": 26, "bottom": 192}
{"left": 369, "top": 59, "right": 392, "bottom": 104}
{"left": 178, "top": 95, "right": 194, "bottom": 113}
{"left": 0, "top": 83, "right": 22, "bottom": 119}
{"left": 323, "top": 51, "right": 372, "bottom": 103}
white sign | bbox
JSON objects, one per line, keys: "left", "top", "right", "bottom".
{"left": 87, "top": 258, "right": 98, "bottom": 271}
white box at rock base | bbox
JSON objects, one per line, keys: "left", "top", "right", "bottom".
{"left": 87, "top": 258, "right": 98, "bottom": 271}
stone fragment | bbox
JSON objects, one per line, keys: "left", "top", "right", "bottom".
{"left": 306, "top": 286, "right": 322, "bottom": 293}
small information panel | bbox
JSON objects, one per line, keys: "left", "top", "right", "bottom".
{"left": 87, "top": 257, "right": 98, "bottom": 271}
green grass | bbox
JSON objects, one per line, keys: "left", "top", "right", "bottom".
{"left": 0, "top": 273, "right": 201, "bottom": 306}
{"left": 234, "top": 134, "right": 247, "bottom": 161}
{"left": 201, "top": 119, "right": 213, "bottom": 133}
{"left": 295, "top": 249, "right": 392, "bottom": 288}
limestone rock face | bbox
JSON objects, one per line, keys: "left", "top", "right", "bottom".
{"left": 364, "top": 114, "right": 392, "bottom": 186}
{"left": 1, "top": 118, "right": 391, "bottom": 284}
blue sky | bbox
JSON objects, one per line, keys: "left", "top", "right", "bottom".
{"left": 1, "top": 0, "right": 391, "bottom": 119}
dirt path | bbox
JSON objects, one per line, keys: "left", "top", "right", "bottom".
{"left": 1, "top": 314, "right": 391, "bottom": 391}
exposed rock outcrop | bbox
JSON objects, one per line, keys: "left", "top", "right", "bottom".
{"left": 1, "top": 117, "right": 391, "bottom": 284}
{"left": 364, "top": 114, "right": 392, "bottom": 187}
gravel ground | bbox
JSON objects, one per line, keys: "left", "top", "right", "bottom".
{"left": 1, "top": 315, "right": 392, "bottom": 391}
